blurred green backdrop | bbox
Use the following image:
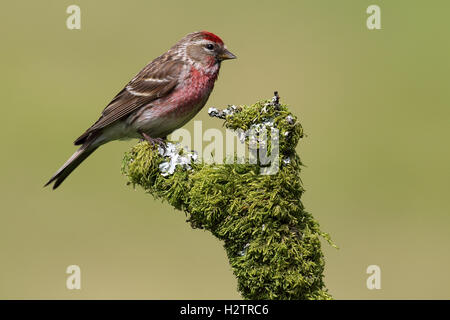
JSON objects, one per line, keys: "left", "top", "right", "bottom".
{"left": 0, "top": 0, "right": 449, "bottom": 299}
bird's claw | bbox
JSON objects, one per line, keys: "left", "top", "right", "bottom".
{"left": 140, "top": 132, "right": 167, "bottom": 152}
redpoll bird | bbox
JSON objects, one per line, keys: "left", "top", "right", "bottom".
{"left": 45, "top": 31, "right": 236, "bottom": 189}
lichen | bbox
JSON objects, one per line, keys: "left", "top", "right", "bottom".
{"left": 122, "top": 93, "right": 334, "bottom": 300}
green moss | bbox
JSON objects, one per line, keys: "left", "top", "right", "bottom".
{"left": 122, "top": 94, "right": 334, "bottom": 300}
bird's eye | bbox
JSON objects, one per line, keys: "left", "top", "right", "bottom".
{"left": 205, "top": 44, "right": 214, "bottom": 50}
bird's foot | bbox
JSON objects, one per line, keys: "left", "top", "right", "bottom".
{"left": 140, "top": 132, "right": 167, "bottom": 152}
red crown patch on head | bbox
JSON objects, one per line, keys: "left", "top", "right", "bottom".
{"left": 201, "top": 31, "right": 224, "bottom": 45}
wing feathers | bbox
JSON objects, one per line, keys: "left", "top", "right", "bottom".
{"left": 74, "top": 58, "right": 184, "bottom": 145}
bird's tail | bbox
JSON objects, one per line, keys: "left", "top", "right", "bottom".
{"left": 44, "top": 136, "right": 99, "bottom": 190}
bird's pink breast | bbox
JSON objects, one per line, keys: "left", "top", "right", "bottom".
{"left": 167, "top": 66, "right": 218, "bottom": 116}
{"left": 131, "top": 65, "right": 219, "bottom": 137}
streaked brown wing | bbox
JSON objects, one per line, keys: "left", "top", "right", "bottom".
{"left": 74, "top": 58, "right": 184, "bottom": 145}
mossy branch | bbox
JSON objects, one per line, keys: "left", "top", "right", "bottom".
{"left": 121, "top": 93, "right": 334, "bottom": 300}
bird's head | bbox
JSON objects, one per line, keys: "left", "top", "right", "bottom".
{"left": 177, "top": 31, "right": 236, "bottom": 67}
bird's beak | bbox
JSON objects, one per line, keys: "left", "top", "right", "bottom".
{"left": 219, "top": 48, "right": 237, "bottom": 61}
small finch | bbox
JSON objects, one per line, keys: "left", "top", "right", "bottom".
{"left": 45, "top": 31, "right": 236, "bottom": 189}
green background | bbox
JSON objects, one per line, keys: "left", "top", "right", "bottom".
{"left": 1, "top": 0, "right": 449, "bottom": 299}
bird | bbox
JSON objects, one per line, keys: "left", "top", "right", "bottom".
{"left": 45, "top": 31, "right": 236, "bottom": 189}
